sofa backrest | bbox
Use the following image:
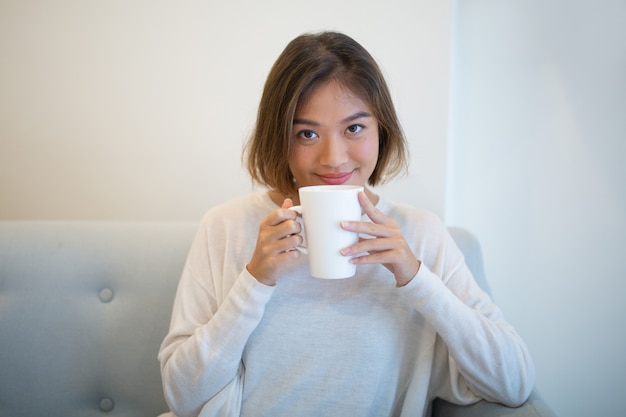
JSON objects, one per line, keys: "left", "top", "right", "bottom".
{"left": 0, "top": 222, "right": 198, "bottom": 417}
{"left": 447, "top": 226, "right": 491, "bottom": 296}
{"left": 0, "top": 222, "right": 486, "bottom": 417}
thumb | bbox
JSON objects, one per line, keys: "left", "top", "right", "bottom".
{"left": 281, "top": 198, "right": 294, "bottom": 209}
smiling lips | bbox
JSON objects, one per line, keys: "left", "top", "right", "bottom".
{"left": 316, "top": 171, "right": 353, "bottom": 185}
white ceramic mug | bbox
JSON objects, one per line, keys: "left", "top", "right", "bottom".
{"left": 289, "top": 185, "right": 363, "bottom": 279}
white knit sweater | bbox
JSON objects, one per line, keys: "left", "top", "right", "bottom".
{"left": 158, "top": 191, "right": 535, "bottom": 417}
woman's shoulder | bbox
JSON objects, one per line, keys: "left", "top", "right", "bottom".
{"left": 196, "top": 191, "right": 275, "bottom": 235}
{"left": 202, "top": 191, "right": 273, "bottom": 219}
{"left": 379, "top": 198, "right": 457, "bottom": 267}
{"left": 379, "top": 198, "right": 444, "bottom": 229}
{"left": 377, "top": 197, "right": 450, "bottom": 249}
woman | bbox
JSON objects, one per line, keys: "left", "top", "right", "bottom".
{"left": 158, "top": 31, "right": 535, "bottom": 417}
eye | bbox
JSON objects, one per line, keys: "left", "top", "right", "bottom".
{"left": 346, "top": 124, "right": 364, "bottom": 134}
{"left": 296, "top": 130, "right": 319, "bottom": 141}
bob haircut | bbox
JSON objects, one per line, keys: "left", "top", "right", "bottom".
{"left": 244, "top": 31, "right": 408, "bottom": 197}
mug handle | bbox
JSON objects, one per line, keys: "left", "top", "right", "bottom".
{"left": 287, "top": 206, "right": 308, "bottom": 254}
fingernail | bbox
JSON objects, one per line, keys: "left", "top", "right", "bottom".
{"left": 340, "top": 248, "right": 351, "bottom": 255}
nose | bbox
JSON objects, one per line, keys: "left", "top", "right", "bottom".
{"left": 319, "top": 136, "right": 348, "bottom": 167}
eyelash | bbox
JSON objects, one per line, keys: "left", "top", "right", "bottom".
{"left": 295, "top": 124, "right": 365, "bottom": 141}
{"left": 347, "top": 124, "right": 364, "bottom": 134}
{"left": 297, "top": 130, "right": 318, "bottom": 140}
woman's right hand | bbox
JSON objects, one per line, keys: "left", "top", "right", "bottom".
{"left": 246, "top": 198, "right": 303, "bottom": 286}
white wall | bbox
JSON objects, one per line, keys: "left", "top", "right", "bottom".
{"left": 0, "top": 0, "right": 451, "bottom": 220}
{"left": 448, "top": 1, "right": 626, "bottom": 416}
{"left": 8, "top": 1, "right": 622, "bottom": 415}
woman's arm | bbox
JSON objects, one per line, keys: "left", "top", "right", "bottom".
{"left": 342, "top": 194, "right": 535, "bottom": 406}
{"left": 402, "top": 256, "right": 535, "bottom": 407}
{"left": 158, "top": 265, "right": 274, "bottom": 417}
{"left": 158, "top": 197, "right": 302, "bottom": 417}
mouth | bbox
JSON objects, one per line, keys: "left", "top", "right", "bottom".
{"left": 315, "top": 171, "right": 354, "bottom": 185}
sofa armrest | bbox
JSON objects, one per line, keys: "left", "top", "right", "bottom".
{"left": 432, "top": 391, "right": 557, "bottom": 417}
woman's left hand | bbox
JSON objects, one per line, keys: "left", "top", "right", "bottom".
{"left": 340, "top": 192, "right": 421, "bottom": 287}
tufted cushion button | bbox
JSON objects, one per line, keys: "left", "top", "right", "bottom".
{"left": 98, "top": 288, "right": 114, "bottom": 303}
{"left": 99, "top": 397, "right": 115, "bottom": 412}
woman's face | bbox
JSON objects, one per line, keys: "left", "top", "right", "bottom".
{"left": 288, "top": 80, "right": 379, "bottom": 190}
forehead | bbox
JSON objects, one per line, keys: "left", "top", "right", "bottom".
{"left": 295, "top": 80, "right": 371, "bottom": 116}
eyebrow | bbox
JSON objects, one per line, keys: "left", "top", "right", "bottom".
{"left": 293, "top": 111, "right": 373, "bottom": 126}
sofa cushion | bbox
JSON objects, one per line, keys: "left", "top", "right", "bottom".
{"left": 0, "top": 222, "right": 197, "bottom": 417}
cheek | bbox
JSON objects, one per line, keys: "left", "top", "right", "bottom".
{"left": 351, "top": 137, "right": 379, "bottom": 165}
{"left": 287, "top": 146, "right": 310, "bottom": 174}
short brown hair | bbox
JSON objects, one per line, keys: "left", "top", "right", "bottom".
{"left": 244, "top": 31, "right": 408, "bottom": 197}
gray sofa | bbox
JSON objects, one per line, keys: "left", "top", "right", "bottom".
{"left": 0, "top": 221, "right": 556, "bottom": 417}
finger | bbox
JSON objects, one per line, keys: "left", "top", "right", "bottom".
{"left": 349, "top": 250, "right": 389, "bottom": 265}
{"left": 252, "top": 230, "right": 302, "bottom": 263}
{"left": 341, "top": 234, "right": 397, "bottom": 256}
{"left": 274, "top": 232, "right": 303, "bottom": 254}
{"left": 261, "top": 219, "right": 301, "bottom": 244}
{"left": 341, "top": 219, "right": 396, "bottom": 238}
{"left": 346, "top": 239, "right": 415, "bottom": 269}
{"left": 281, "top": 198, "right": 294, "bottom": 209}
{"left": 343, "top": 224, "right": 412, "bottom": 254}
{"left": 358, "top": 192, "right": 391, "bottom": 225}
{"left": 265, "top": 206, "right": 297, "bottom": 228}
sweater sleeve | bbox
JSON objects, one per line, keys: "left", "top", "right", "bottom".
{"left": 398, "top": 218, "right": 535, "bottom": 407}
{"left": 158, "top": 220, "right": 275, "bottom": 417}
